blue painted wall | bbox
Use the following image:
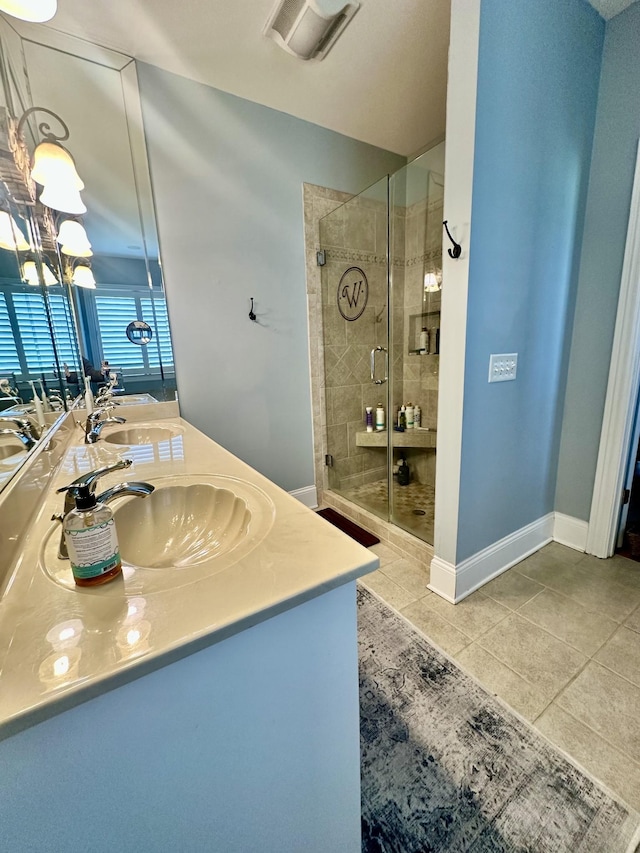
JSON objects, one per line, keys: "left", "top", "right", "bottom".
{"left": 556, "top": 2, "right": 640, "bottom": 521}
{"left": 137, "top": 63, "right": 404, "bottom": 492}
{"left": 456, "top": 0, "right": 604, "bottom": 561}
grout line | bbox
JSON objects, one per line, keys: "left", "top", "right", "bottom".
{"left": 587, "top": 657, "right": 640, "bottom": 692}
{"left": 540, "top": 701, "right": 640, "bottom": 772}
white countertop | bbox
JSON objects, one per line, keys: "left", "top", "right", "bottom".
{"left": 0, "top": 411, "right": 378, "bottom": 738}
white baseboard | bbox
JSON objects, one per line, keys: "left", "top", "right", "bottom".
{"left": 288, "top": 485, "right": 318, "bottom": 509}
{"left": 553, "top": 512, "right": 588, "bottom": 552}
{"left": 429, "top": 513, "right": 554, "bottom": 603}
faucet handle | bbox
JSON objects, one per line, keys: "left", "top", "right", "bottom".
{"left": 57, "top": 459, "right": 133, "bottom": 495}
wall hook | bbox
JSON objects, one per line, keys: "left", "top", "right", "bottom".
{"left": 443, "top": 221, "right": 462, "bottom": 259}
{"left": 248, "top": 297, "right": 257, "bottom": 322}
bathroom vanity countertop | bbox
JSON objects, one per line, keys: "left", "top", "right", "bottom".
{"left": 0, "top": 412, "right": 378, "bottom": 739}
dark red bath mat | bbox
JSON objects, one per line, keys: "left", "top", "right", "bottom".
{"left": 316, "top": 508, "right": 380, "bottom": 548}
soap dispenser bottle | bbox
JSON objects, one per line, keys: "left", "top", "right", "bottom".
{"left": 62, "top": 485, "right": 122, "bottom": 587}
{"left": 397, "top": 457, "right": 410, "bottom": 486}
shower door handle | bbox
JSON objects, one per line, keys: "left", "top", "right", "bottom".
{"left": 370, "top": 346, "right": 388, "bottom": 385}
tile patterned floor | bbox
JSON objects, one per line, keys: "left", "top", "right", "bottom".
{"left": 360, "top": 540, "right": 640, "bottom": 814}
{"left": 342, "top": 479, "right": 435, "bottom": 541}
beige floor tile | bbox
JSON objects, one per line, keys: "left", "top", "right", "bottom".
{"left": 538, "top": 541, "right": 584, "bottom": 565}
{"left": 477, "top": 613, "right": 588, "bottom": 696}
{"left": 368, "top": 542, "right": 403, "bottom": 568}
{"left": 400, "top": 597, "right": 472, "bottom": 656}
{"left": 420, "top": 591, "right": 510, "bottom": 640}
{"left": 517, "top": 588, "right": 618, "bottom": 656}
{"left": 556, "top": 662, "right": 640, "bottom": 764}
{"left": 382, "top": 559, "right": 430, "bottom": 599}
{"left": 594, "top": 626, "right": 640, "bottom": 686}
{"left": 359, "top": 570, "right": 417, "bottom": 611}
{"left": 482, "top": 568, "right": 545, "bottom": 610}
{"left": 456, "top": 644, "right": 554, "bottom": 721}
{"left": 517, "top": 560, "right": 640, "bottom": 622}
{"left": 626, "top": 604, "right": 640, "bottom": 634}
{"left": 535, "top": 703, "right": 640, "bottom": 812}
{"left": 577, "top": 552, "right": 640, "bottom": 591}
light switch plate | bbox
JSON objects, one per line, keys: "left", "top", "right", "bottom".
{"left": 488, "top": 353, "right": 518, "bottom": 383}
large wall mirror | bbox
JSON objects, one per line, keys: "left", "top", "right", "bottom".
{"left": 0, "top": 15, "right": 178, "bottom": 491}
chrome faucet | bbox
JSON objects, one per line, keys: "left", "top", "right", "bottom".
{"left": 0, "top": 415, "right": 40, "bottom": 440}
{"left": 0, "top": 427, "right": 37, "bottom": 450}
{"left": 53, "top": 459, "right": 154, "bottom": 559}
{"left": 84, "top": 407, "right": 126, "bottom": 444}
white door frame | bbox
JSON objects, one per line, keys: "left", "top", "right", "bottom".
{"left": 587, "top": 141, "right": 640, "bottom": 558}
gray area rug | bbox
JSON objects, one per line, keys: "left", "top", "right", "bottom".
{"left": 358, "top": 585, "right": 639, "bottom": 853}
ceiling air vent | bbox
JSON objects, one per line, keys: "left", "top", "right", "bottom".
{"left": 263, "top": 0, "right": 360, "bottom": 61}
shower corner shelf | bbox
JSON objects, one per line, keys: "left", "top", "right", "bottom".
{"left": 355, "top": 429, "right": 437, "bottom": 449}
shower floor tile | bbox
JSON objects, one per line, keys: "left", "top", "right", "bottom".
{"left": 341, "top": 479, "right": 435, "bottom": 542}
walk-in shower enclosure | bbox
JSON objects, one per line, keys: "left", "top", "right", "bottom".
{"left": 318, "top": 149, "right": 443, "bottom": 544}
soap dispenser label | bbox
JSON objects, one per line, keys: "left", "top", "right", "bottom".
{"left": 66, "top": 519, "right": 121, "bottom": 579}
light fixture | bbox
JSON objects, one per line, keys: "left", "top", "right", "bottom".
{"left": 423, "top": 272, "right": 441, "bottom": 293}
{"left": 22, "top": 257, "right": 58, "bottom": 286}
{"left": 17, "top": 107, "right": 86, "bottom": 215}
{"left": 0, "top": 0, "right": 56, "bottom": 22}
{"left": 71, "top": 260, "right": 96, "bottom": 289}
{"left": 263, "top": 0, "right": 360, "bottom": 61}
{"left": 0, "top": 210, "right": 29, "bottom": 251}
{"left": 57, "top": 218, "right": 92, "bottom": 257}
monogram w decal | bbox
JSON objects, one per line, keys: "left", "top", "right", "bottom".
{"left": 337, "top": 266, "right": 369, "bottom": 321}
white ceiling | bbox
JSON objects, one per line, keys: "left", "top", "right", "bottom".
{"left": 586, "top": 0, "right": 638, "bottom": 18}
{"left": 42, "top": 0, "right": 450, "bottom": 157}
{"left": 29, "top": 0, "right": 640, "bottom": 158}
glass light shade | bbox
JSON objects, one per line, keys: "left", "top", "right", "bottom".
{"left": 22, "top": 259, "right": 39, "bottom": 286}
{"left": 423, "top": 272, "right": 441, "bottom": 293}
{"left": 57, "top": 219, "right": 92, "bottom": 257}
{"left": 22, "top": 259, "right": 58, "bottom": 286}
{"left": 31, "top": 142, "right": 84, "bottom": 190}
{"left": 39, "top": 182, "right": 87, "bottom": 215}
{"left": 72, "top": 263, "right": 96, "bottom": 289}
{"left": 0, "top": 211, "right": 29, "bottom": 251}
{"left": 0, "top": 0, "right": 56, "bottom": 22}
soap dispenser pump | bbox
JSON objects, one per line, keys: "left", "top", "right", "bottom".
{"left": 61, "top": 485, "right": 122, "bottom": 587}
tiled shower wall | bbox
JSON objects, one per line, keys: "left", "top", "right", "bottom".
{"left": 303, "top": 178, "right": 443, "bottom": 498}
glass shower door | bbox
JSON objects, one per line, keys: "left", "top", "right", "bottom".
{"left": 319, "top": 175, "right": 390, "bottom": 521}
{"left": 388, "top": 155, "right": 443, "bottom": 544}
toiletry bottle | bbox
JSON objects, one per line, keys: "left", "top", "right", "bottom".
{"left": 399, "top": 405, "right": 406, "bottom": 430}
{"left": 435, "top": 328, "right": 440, "bottom": 355}
{"left": 398, "top": 457, "right": 410, "bottom": 486}
{"left": 29, "top": 380, "right": 46, "bottom": 429}
{"left": 419, "top": 327, "right": 429, "bottom": 354}
{"left": 406, "top": 403, "right": 414, "bottom": 429}
{"left": 365, "top": 406, "right": 373, "bottom": 433}
{"left": 376, "top": 403, "right": 385, "bottom": 431}
{"left": 61, "top": 485, "right": 122, "bottom": 587}
{"left": 414, "top": 405, "right": 421, "bottom": 428}
{"left": 84, "top": 375, "right": 94, "bottom": 415}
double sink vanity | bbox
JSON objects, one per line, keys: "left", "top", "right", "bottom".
{"left": 0, "top": 398, "right": 377, "bottom": 852}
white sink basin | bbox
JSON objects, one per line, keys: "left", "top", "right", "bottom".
{"left": 114, "top": 482, "right": 251, "bottom": 568}
{"left": 0, "top": 439, "right": 27, "bottom": 465}
{"left": 103, "top": 425, "right": 181, "bottom": 446}
{"left": 113, "top": 394, "right": 158, "bottom": 406}
{"left": 40, "top": 474, "right": 275, "bottom": 595}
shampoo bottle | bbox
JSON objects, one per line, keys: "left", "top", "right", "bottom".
{"left": 62, "top": 485, "right": 122, "bottom": 587}
{"left": 376, "top": 403, "right": 385, "bottom": 431}
{"left": 406, "top": 403, "right": 414, "bottom": 429}
{"left": 365, "top": 406, "right": 373, "bottom": 432}
{"left": 414, "top": 405, "right": 421, "bottom": 428}
{"left": 419, "top": 327, "right": 429, "bottom": 354}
